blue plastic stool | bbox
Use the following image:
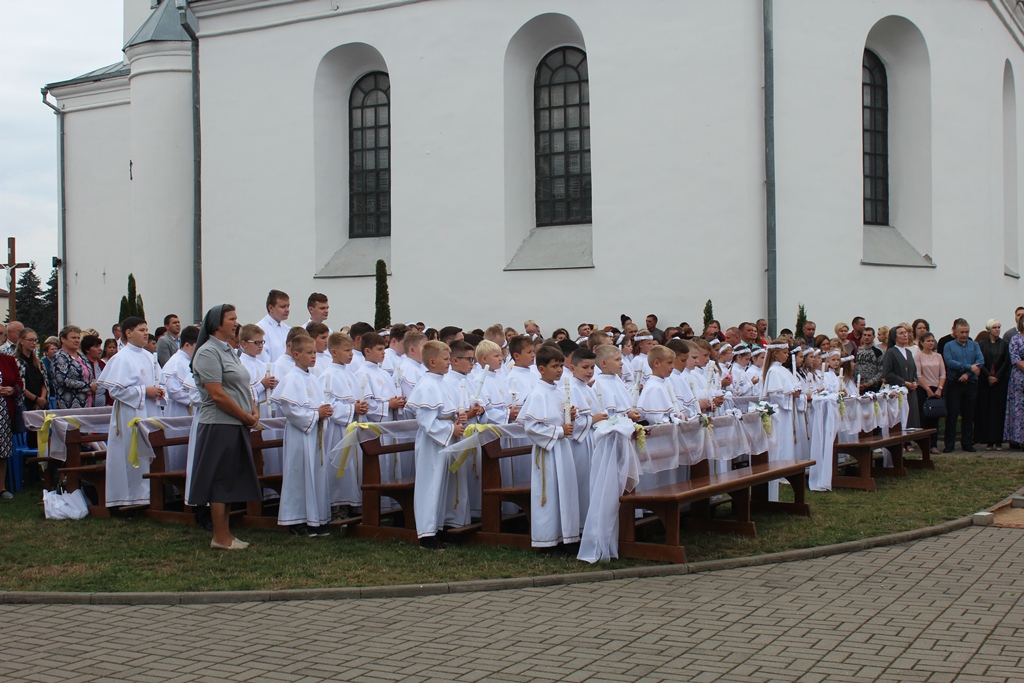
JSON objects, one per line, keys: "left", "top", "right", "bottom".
{"left": 8, "top": 432, "right": 37, "bottom": 493}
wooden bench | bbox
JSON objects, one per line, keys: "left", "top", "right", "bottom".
{"left": 348, "top": 436, "right": 418, "bottom": 542}
{"left": 832, "top": 427, "right": 937, "bottom": 491}
{"left": 472, "top": 438, "right": 532, "bottom": 549}
{"left": 240, "top": 428, "right": 286, "bottom": 528}
{"left": 617, "top": 456, "right": 814, "bottom": 564}
{"left": 140, "top": 428, "right": 195, "bottom": 525}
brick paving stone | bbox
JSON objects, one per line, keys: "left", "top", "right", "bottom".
{"left": 2, "top": 526, "right": 1024, "bottom": 682}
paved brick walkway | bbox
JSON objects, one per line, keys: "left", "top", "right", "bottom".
{"left": 2, "top": 526, "right": 1023, "bottom": 683}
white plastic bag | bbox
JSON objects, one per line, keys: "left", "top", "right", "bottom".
{"left": 42, "top": 489, "right": 90, "bottom": 520}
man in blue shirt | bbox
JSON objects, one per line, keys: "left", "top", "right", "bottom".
{"left": 941, "top": 319, "right": 984, "bottom": 453}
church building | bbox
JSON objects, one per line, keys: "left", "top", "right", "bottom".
{"left": 43, "top": 0, "right": 1024, "bottom": 332}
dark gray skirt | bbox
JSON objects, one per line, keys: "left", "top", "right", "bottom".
{"left": 188, "top": 423, "right": 262, "bottom": 505}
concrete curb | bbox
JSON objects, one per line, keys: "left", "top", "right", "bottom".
{"left": 4, "top": 485, "right": 1022, "bottom": 607}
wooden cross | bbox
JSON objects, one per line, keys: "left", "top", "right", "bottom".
{"left": 6, "top": 237, "right": 31, "bottom": 322}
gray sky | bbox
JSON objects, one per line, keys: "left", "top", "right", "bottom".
{"left": 0, "top": 0, "right": 124, "bottom": 281}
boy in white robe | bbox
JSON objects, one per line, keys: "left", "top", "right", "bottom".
{"left": 407, "top": 341, "right": 465, "bottom": 549}
{"left": 159, "top": 325, "right": 199, "bottom": 472}
{"left": 271, "top": 335, "right": 333, "bottom": 535}
{"left": 273, "top": 326, "right": 310, "bottom": 382}
{"left": 97, "top": 317, "right": 165, "bottom": 507}
{"left": 239, "top": 324, "right": 278, "bottom": 419}
{"left": 519, "top": 344, "right": 580, "bottom": 553}
{"left": 637, "top": 346, "right": 686, "bottom": 489}
{"left": 503, "top": 335, "right": 537, "bottom": 485}
{"left": 381, "top": 324, "right": 409, "bottom": 377}
{"left": 567, "top": 348, "right": 606, "bottom": 529}
{"left": 347, "top": 322, "right": 375, "bottom": 375}
{"left": 304, "top": 322, "right": 332, "bottom": 379}
{"left": 666, "top": 339, "right": 700, "bottom": 418}
{"left": 399, "top": 331, "right": 427, "bottom": 417}
{"left": 256, "top": 289, "right": 291, "bottom": 363}
{"left": 444, "top": 340, "right": 485, "bottom": 521}
{"left": 356, "top": 333, "right": 408, "bottom": 491}
{"left": 321, "top": 332, "right": 368, "bottom": 510}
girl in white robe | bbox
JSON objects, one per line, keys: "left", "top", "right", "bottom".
{"left": 569, "top": 372, "right": 600, "bottom": 529}
{"left": 272, "top": 356, "right": 331, "bottom": 531}
{"left": 760, "top": 342, "right": 801, "bottom": 501}
{"left": 97, "top": 322, "right": 164, "bottom": 507}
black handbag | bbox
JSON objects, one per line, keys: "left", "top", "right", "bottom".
{"left": 923, "top": 397, "right": 947, "bottom": 419}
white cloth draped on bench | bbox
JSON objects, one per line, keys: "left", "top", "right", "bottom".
{"left": 25, "top": 407, "right": 113, "bottom": 463}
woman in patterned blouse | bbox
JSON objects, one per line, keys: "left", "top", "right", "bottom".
{"left": 52, "top": 325, "right": 97, "bottom": 410}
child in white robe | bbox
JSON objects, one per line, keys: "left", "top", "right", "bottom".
{"left": 239, "top": 324, "right": 277, "bottom": 419}
{"left": 273, "top": 326, "right": 310, "bottom": 382}
{"left": 503, "top": 335, "right": 538, "bottom": 485}
{"left": 520, "top": 344, "right": 579, "bottom": 552}
{"left": 271, "top": 335, "right": 333, "bottom": 534}
{"left": 159, "top": 326, "right": 199, "bottom": 472}
{"left": 637, "top": 346, "right": 684, "bottom": 489}
{"left": 322, "top": 332, "right": 369, "bottom": 510}
{"left": 399, "top": 331, "right": 427, "bottom": 417}
{"left": 666, "top": 339, "right": 700, "bottom": 418}
{"left": 407, "top": 341, "right": 465, "bottom": 548}
{"left": 729, "top": 346, "right": 755, "bottom": 397}
{"left": 567, "top": 348, "right": 606, "bottom": 529}
{"left": 443, "top": 340, "right": 486, "bottom": 524}
{"left": 347, "top": 322, "right": 374, "bottom": 375}
{"left": 97, "top": 317, "right": 165, "bottom": 507}
{"left": 760, "top": 340, "right": 802, "bottom": 501}
{"left": 304, "top": 322, "right": 331, "bottom": 379}
{"left": 381, "top": 324, "right": 409, "bottom": 377}
{"left": 356, "top": 333, "right": 407, "bottom": 492}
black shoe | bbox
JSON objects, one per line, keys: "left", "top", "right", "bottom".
{"left": 289, "top": 524, "right": 309, "bottom": 536}
{"left": 943, "top": 448, "right": 955, "bottom": 454}
{"left": 963, "top": 447, "right": 976, "bottom": 453}
{"left": 307, "top": 526, "right": 330, "bottom": 537}
{"left": 538, "top": 545, "right": 560, "bottom": 557}
{"left": 194, "top": 507, "right": 214, "bottom": 531}
{"left": 419, "top": 536, "right": 447, "bottom": 550}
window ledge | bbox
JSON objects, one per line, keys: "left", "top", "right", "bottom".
{"left": 315, "top": 236, "right": 391, "bottom": 278}
{"left": 861, "top": 224, "right": 936, "bottom": 268}
{"left": 1006, "top": 265, "right": 1021, "bottom": 279}
{"left": 505, "top": 224, "right": 594, "bottom": 271}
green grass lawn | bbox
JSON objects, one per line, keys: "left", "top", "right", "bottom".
{"left": 2, "top": 455, "right": 1022, "bottom": 593}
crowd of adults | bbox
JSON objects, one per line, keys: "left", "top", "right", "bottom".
{"left": 2, "top": 304, "right": 1024, "bottom": 503}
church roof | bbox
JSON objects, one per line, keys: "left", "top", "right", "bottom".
{"left": 45, "top": 61, "right": 131, "bottom": 91}
{"left": 124, "top": 0, "right": 196, "bottom": 49}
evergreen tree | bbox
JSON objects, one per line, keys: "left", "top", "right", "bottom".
{"left": 41, "top": 269, "right": 58, "bottom": 339}
{"left": 796, "top": 303, "right": 807, "bottom": 338}
{"left": 703, "top": 299, "right": 714, "bottom": 330}
{"left": 11, "top": 263, "right": 46, "bottom": 333}
{"left": 374, "top": 259, "right": 391, "bottom": 330}
{"left": 119, "top": 274, "right": 145, "bottom": 323}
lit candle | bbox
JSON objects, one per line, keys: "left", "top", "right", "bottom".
{"left": 563, "top": 374, "right": 572, "bottom": 423}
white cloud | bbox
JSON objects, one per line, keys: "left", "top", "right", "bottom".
{"left": 0, "top": 0, "right": 124, "bottom": 276}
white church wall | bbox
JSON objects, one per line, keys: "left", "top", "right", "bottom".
{"left": 125, "top": 40, "right": 196, "bottom": 325}
{"left": 774, "top": 0, "right": 1024, "bottom": 335}
{"left": 55, "top": 79, "right": 133, "bottom": 333}
{"left": 195, "top": 0, "right": 768, "bottom": 332}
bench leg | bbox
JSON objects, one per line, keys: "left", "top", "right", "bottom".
{"left": 833, "top": 449, "right": 876, "bottom": 491}
{"left": 753, "top": 473, "right": 812, "bottom": 517}
{"left": 907, "top": 436, "right": 936, "bottom": 470}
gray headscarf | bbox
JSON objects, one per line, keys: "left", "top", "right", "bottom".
{"left": 190, "top": 304, "right": 226, "bottom": 373}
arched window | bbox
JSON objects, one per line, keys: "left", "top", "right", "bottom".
{"left": 863, "top": 49, "right": 888, "bottom": 226}
{"left": 350, "top": 72, "right": 390, "bottom": 238}
{"left": 535, "top": 47, "right": 591, "bottom": 226}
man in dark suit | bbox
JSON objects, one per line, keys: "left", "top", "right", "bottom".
{"left": 942, "top": 319, "right": 984, "bottom": 452}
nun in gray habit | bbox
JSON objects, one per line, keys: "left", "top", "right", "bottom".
{"left": 188, "top": 304, "right": 262, "bottom": 550}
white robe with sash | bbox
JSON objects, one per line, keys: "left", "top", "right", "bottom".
{"left": 322, "top": 363, "right": 360, "bottom": 506}
{"left": 761, "top": 361, "right": 800, "bottom": 501}
{"left": 272, "top": 368, "right": 330, "bottom": 527}
{"left": 97, "top": 344, "right": 160, "bottom": 507}
{"left": 159, "top": 349, "right": 195, "bottom": 472}
{"left": 407, "top": 371, "right": 459, "bottom": 539}
{"left": 520, "top": 381, "right": 580, "bottom": 548}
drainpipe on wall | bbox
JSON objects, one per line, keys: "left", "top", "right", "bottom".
{"left": 763, "top": 0, "right": 778, "bottom": 338}
{"left": 41, "top": 88, "right": 68, "bottom": 328}
{"left": 176, "top": 0, "right": 202, "bottom": 324}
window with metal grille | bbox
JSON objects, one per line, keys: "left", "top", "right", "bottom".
{"left": 534, "top": 47, "right": 591, "bottom": 226}
{"left": 350, "top": 72, "right": 390, "bottom": 238}
{"left": 863, "top": 49, "right": 888, "bottom": 226}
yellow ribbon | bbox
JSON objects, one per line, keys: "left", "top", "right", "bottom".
{"left": 448, "top": 424, "right": 501, "bottom": 473}
{"left": 36, "top": 412, "right": 58, "bottom": 456}
{"left": 337, "top": 422, "right": 382, "bottom": 477}
{"left": 128, "top": 417, "right": 168, "bottom": 469}
{"left": 535, "top": 447, "right": 547, "bottom": 506}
